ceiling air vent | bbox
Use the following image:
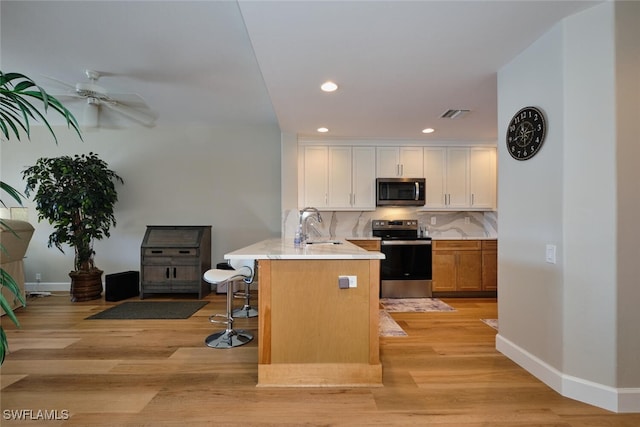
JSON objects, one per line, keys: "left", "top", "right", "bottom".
{"left": 440, "top": 109, "right": 470, "bottom": 119}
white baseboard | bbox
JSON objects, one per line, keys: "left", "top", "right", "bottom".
{"left": 496, "top": 334, "right": 640, "bottom": 413}
{"left": 25, "top": 282, "right": 78, "bottom": 292}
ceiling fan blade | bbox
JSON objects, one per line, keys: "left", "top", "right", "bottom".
{"left": 102, "top": 101, "right": 156, "bottom": 127}
{"left": 41, "top": 74, "right": 77, "bottom": 91}
{"left": 107, "top": 93, "right": 148, "bottom": 107}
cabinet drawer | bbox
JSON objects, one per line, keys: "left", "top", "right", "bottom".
{"left": 143, "top": 248, "right": 198, "bottom": 257}
{"left": 482, "top": 240, "right": 497, "bottom": 250}
{"left": 433, "top": 240, "right": 481, "bottom": 251}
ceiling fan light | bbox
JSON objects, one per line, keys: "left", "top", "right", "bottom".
{"left": 317, "top": 127, "right": 329, "bottom": 133}
{"left": 422, "top": 128, "right": 435, "bottom": 134}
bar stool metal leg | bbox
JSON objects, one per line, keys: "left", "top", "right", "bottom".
{"left": 233, "top": 278, "right": 258, "bottom": 318}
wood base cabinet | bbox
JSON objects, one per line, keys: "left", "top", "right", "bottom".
{"left": 140, "top": 226, "right": 212, "bottom": 299}
{"left": 481, "top": 240, "right": 497, "bottom": 291}
{"left": 346, "top": 239, "right": 381, "bottom": 252}
{"left": 432, "top": 240, "right": 483, "bottom": 293}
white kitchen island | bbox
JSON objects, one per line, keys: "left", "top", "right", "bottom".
{"left": 225, "top": 238, "right": 385, "bottom": 387}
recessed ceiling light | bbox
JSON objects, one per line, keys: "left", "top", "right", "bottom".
{"left": 422, "top": 128, "right": 435, "bottom": 134}
{"left": 317, "top": 127, "right": 329, "bottom": 133}
{"left": 320, "top": 81, "right": 338, "bottom": 92}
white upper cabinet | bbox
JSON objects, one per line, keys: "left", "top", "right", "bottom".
{"left": 301, "top": 145, "right": 376, "bottom": 210}
{"left": 376, "top": 146, "right": 423, "bottom": 177}
{"left": 469, "top": 147, "right": 496, "bottom": 209}
{"left": 300, "top": 142, "right": 495, "bottom": 212}
{"left": 423, "top": 147, "right": 496, "bottom": 210}
{"left": 350, "top": 147, "right": 376, "bottom": 209}
{"left": 302, "top": 145, "right": 329, "bottom": 207}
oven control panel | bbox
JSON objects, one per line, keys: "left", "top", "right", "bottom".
{"left": 372, "top": 219, "right": 418, "bottom": 230}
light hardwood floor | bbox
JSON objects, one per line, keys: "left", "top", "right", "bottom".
{"left": 1, "top": 293, "right": 638, "bottom": 426}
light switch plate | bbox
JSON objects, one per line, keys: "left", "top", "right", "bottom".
{"left": 545, "top": 244, "right": 556, "bottom": 264}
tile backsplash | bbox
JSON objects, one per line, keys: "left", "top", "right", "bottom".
{"left": 283, "top": 208, "right": 497, "bottom": 240}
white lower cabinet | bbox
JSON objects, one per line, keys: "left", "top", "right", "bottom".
{"left": 301, "top": 145, "right": 375, "bottom": 210}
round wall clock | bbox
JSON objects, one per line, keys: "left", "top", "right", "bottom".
{"left": 506, "top": 106, "right": 547, "bottom": 160}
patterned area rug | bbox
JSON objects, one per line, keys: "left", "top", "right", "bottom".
{"left": 380, "top": 298, "right": 456, "bottom": 313}
{"left": 86, "top": 301, "right": 208, "bottom": 320}
{"left": 379, "top": 310, "right": 407, "bottom": 337}
{"left": 481, "top": 318, "right": 499, "bottom": 330}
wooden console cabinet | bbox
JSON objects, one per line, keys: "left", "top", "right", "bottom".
{"left": 140, "top": 225, "right": 211, "bottom": 299}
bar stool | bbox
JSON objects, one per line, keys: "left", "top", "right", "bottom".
{"left": 203, "top": 264, "right": 254, "bottom": 348}
{"left": 232, "top": 262, "right": 258, "bottom": 318}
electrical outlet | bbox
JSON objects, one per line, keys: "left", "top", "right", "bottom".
{"left": 464, "top": 216, "right": 470, "bottom": 224}
{"left": 35, "top": 273, "right": 41, "bottom": 281}
{"left": 430, "top": 216, "right": 436, "bottom": 225}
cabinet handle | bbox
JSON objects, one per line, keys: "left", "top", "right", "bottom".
{"left": 471, "top": 194, "right": 475, "bottom": 205}
{"left": 173, "top": 268, "right": 177, "bottom": 278}
{"left": 165, "top": 268, "right": 170, "bottom": 279}
{"left": 152, "top": 250, "right": 163, "bottom": 254}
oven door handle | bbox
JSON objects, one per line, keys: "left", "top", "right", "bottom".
{"left": 381, "top": 240, "right": 432, "bottom": 246}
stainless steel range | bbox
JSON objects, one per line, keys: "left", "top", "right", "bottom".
{"left": 372, "top": 219, "right": 432, "bottom": 298}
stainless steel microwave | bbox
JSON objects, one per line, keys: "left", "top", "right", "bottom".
{"left": 376, "top": 178, "right": 426, "bottom": 206}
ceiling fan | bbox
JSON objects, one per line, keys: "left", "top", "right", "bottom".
{"left": 45, "top": 69, "right": 156, "bottom": 128}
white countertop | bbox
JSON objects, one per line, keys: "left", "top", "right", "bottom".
{"left": 225, "top": 238, "right": 385, "bottom": 260}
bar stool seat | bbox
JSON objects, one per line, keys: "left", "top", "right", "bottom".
{"left": 203, "top": 266, "right": 254, "bottom": 349}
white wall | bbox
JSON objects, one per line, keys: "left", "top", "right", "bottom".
{"left": 497, "top": 1, "right": 640, "bottom": 412}
{"left": 614, "top": 0, "right": 640, "bottom": 390}
{"left": 1, "top": 123, "right": 281, "bottom": 288}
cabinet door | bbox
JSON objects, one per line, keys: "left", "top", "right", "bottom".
{"left": 172, "top": 265, "right": 201, "bottom": 283}
{"left": 303, "top": 146, "right": 329, "bottom": 207}
{"left": 399, "top": 147, "right": 424, "bottom": 177}
{"left": 469, "top": 147, "right": 496, "bottom": 209}
{"left": 376, "top": 147, "right": 424, "bottom": 177}
{"left": 143, "top": 265, "right": 172, "bottom": 284}
{"left": 482, "top": 240, "right": 497, "bottom": 291}
{"left": 351, "top": 147, "right": 376, "bottom": 209}
{"left": 376, "top": 147, "right": 401, "bottom": 177}
{"left": 456, "top": 251, "right": 483, "bottom": 291}
{"left": 432, "top": 250, "right": 457, "bottom": 291}
{"left": 424, "top": 147, "right": 446, "bottom": 208}
{"left": 327, "top": 146, "right": 352, "bottom": 208}
{"left": 445, "top": 147, "right": 470, "bottom": 208}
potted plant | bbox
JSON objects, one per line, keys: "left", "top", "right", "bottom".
{"left": 22, "top": 153, "right": 123, "bottom": 302}
{"left": 1, "top": 71, "right": 82, "bottom": 363}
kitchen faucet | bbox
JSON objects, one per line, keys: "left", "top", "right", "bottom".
{"left": 298, "top": 207, "right": 323, "bottom": 243}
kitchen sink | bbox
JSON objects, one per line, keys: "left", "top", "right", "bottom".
{"left": 305, "top": 240, "right": 343, "bottom": 245}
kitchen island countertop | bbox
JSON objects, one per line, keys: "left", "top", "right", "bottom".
{"left": 224, "top": 238, "right": 384, "bottom": 260}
